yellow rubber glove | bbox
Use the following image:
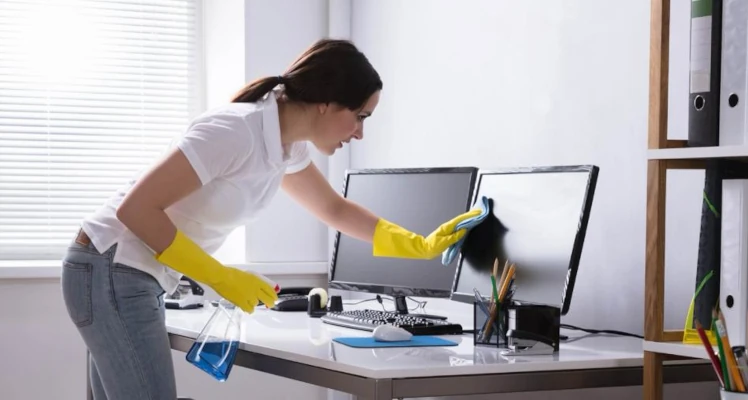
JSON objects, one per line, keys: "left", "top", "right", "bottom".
{"left": 155, "top": 230, "right": 278, "bottom": 313}
{"left": 372, "top": 208, "right": 483, "bottom": 259}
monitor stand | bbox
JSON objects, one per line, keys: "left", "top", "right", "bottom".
{"left": 394, "top": 295, "right": 448, "bottom": 320}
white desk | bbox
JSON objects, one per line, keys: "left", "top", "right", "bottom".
{"left": 162, "top": 303, "right": 714, "bottom": 399}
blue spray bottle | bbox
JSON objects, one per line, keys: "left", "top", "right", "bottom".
{"left": 186, "top": 274, "right": 280, "bottom": 381}
{"left": 186, "top": 299, "right": 242, "bottom": 381}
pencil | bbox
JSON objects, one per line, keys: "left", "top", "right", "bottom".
{"left": 734, "top": 346, "right": 748, "bottom": 388}
{"left": 497, "top": 259, "right": 509, "bottom": 291}
{"left": 695, "top": 320, "right": 725, "bottom": 387}
{"left": 713, "top": 309, "right": 732, "bottom": 390}
{"left": 498, "top": 263, "right": 515, "bottom": 301}
{"left": 490, "top": 275, "right": 499, "bottom": 304}
{"left": 481, "top": 302, "right": 498, "bottom": 340}
{"left": 482, "top": 259, "right": 515, "bottom": 341}
{"left": 717, "top": 310, "right": 746, "bottom": 392}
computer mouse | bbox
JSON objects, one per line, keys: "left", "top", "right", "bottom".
{"left": 372, "top": 325, "right": 413, "bottom": 342}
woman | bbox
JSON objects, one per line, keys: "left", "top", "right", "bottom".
{"left": 61, "top": 39, "right": 479, "bottom": 399}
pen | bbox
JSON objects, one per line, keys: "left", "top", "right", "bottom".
{"left": 473, "top": 288, "right": 491, "bottom": 318}
{"left": 473, "top": 287, "right": 498, "bottom": 340}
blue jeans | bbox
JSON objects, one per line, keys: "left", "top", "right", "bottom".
{"left": 61, "top": 238, "right": 177, "bottom": 400}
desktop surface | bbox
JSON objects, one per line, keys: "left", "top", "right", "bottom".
{"left": 165, "top": 302, "right": 647, "bottom": 380}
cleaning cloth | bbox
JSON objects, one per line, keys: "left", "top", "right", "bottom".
{"left": 441, "top": 196, "right": 491, "bottom": 266}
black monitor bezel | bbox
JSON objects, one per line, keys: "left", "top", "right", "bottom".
{"left": 449, "top": 164, "right": 599, "bottom": 315}
{"left": 328, "top": 166, "right": 479, "bottom": 298}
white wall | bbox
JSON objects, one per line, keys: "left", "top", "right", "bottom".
{"left": 346, "top": 0, "right": 714, "bottom": 398}
{"left": 204, "top": 0, "right": 247, "bottom": 264}
{"left": 207, "top": 0, "right": 333, "bottom": 267}
{"left": 243, "top": 0, "right": 331, "bottom": 265}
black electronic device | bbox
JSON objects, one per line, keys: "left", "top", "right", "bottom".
{"left": 307, "top": 294, "right": 327, "bottom": 318}
{"left": 165, "top": 277, "right": 205, "bottom": 310}
{"left": 327, "top": 167, "right": 478, "bottom": 325}
{"left": 503, "top": 304, "right": 561, "bottom": 355}
{"left": 269, "top": 287, "right": 314, "bottom": 312}
{"left": 321, "top": 309, "right": 463, "bottom": 335}
{"left": 451, "top": 165, "right": 599, "bottom": 316}
{"left": 329, "top": 295, "right": 344, "bottom": 312}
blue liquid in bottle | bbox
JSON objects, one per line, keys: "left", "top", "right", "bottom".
{"left": 186, "top": 340, "right": 239, "bottom": 381}
{"left": 186, "top": 300, "right": 242, "bottom": 381}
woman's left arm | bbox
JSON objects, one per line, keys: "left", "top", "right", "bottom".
{"left": 281, "top": 163, "right": 378, "bottom": 242}
{"left": 282, "top": 163, "right": 482, "bottom": 259}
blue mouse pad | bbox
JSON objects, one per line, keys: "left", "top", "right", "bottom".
{"left": 332, "top": 336, "right": 458, "bottom": 348}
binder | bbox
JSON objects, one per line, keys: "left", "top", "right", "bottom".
{"left": 719, "top": 0, "right": 748, "bottom": 146}
{"left": 686, "top": 0, "right": 725, "bottom": 344}
{"left": 720, "top": 178, "right": 748, "bottom": 347}
{"left": 692, "top": 161, "right": 723, "bottom": 335}
{"left": 688, "top": 0, "right": 723, "bottom": 147}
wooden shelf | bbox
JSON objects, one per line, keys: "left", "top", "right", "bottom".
{"left": 648, "top": 145, "right": 748, "bottom": 160}
{"left": 643, "top": 340, "right": 714, "bottom": 360}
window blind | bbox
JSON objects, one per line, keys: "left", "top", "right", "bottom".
{"left": 0, "top": 0, "right": 202, "bottom": 260}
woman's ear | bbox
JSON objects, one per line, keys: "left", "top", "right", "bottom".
{"left": 317, "top": 102, "right": 329, "bottom": 115}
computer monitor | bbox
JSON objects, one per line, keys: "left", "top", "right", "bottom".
{"left": 328, "top": 167, "right": 478, "bottom": 311}
{"left": 450, "top": 165, "right": 599, "bottom": 315}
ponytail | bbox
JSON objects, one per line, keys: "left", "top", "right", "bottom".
{"left": 231, "top": 76, "right": 283, "bottom": 103}
{"left": 230, "top": 39, "right": 381, "bottom": 109}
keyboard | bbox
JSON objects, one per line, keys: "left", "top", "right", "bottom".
{"left": 321, "top": 309, "right": 463, "bottom": 335}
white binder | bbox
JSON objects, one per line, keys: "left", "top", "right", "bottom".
{"left": 720, "top": 0, "right": 748, "bottom": 146}
{"left": 720, "top": 179, "right": 748, "bottom": 347}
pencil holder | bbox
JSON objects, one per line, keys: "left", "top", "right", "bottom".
{"left": 473, "top": 300, "right": 509, "bottom": 348}
{"left": 721, "top": 389, "right": 748, "bottom": 400}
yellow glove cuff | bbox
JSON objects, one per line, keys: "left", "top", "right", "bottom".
{"left": 155, "top": 230, "right": 223, "bottom": 286}
{"left": 372, "top": 219, "right": 428, "bottom": 258}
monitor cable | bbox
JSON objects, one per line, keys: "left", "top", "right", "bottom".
{"left": 374, "top": 294, "right": 428, "bottom": 312}
{"left": 342, "top": 295, "right": 427, "bottom": 312}
{"left": 561, "top": 323, "right": 643, "bottom": 339}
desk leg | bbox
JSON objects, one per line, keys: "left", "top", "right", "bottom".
{"left": 86, "top": 350, "right": 93, "bottom": 400}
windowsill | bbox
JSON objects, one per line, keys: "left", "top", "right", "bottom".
{"left": 0, "top": 260, "right": 64, "bottom": 279}
{"left": 0, "top": 261, "right": 328, "bottom": 279}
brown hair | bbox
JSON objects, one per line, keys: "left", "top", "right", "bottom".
{"left": 231, "top": 39, "right": 382, "bottom": 111}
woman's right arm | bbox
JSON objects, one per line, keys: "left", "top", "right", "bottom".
{"left": 114, "top": 121, "right": 278, "bottom": 312}
{"left": 115, "top": 148, "right": 202, "bottom": 254}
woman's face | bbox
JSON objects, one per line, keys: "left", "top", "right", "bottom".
{"left": 313, "top": 90, "right": 380, "bottom": 155}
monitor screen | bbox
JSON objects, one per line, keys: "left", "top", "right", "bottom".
{"left": 451, "top": 165, "right": 598, "bottom": 315}
{"left": 329, "top": 167, "right": 478, "bottom": 298}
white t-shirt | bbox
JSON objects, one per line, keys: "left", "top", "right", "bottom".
{"left": 81, "top": 90, "right": 312, "bottom": 293}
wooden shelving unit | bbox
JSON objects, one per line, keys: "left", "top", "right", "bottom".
{"left": 643, "top": 0, "right": 748, "bottom": 398}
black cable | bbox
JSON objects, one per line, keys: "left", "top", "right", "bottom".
{"left": 367, "top": 294, "right": 426, "bottom": 312}
{"left": 342, "top": 298, "right": 378, "bottom": 306}
{"left": 561, "top": 323, "right": 643, "bottom": 339}
{"left": 376, "top": 294, "right": 388, "bottom": 312}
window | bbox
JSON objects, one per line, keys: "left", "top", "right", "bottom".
{"left": 0, "top": 0, "right": 202, "bottom": 261}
